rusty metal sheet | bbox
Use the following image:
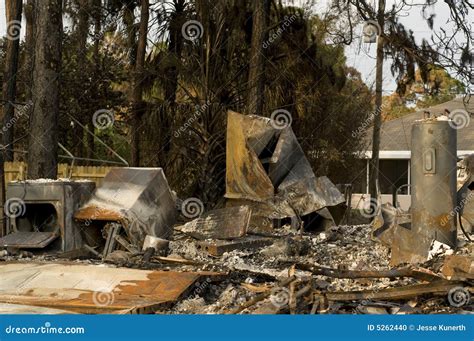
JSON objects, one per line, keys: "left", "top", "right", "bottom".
{"left": 226, "top": 111, "right": 275, "bottom": 201}
{"left": 74, "top": 206, "right": 124, "bottom": 221}
{"left": 389, "top": 225, "right": 433, "bottom": 266}
{"left": 0, "top": 262, "right": 220, "bottom": 314}
{"left": 267, "top": 128, "right": 306, "bottom": 187}
{"left": 225, "top": 199, "right": 275, "bottom": 234}
{"left": 225, "top": 111, "right": 345, "bottom": 228}
{"left": 369, "top": 203, "right": 429, "bottom": 266}
{"left": 0, "top": 231, "right": 58, "bottom": 248}
{"left": 372, "top": 203, "right": 412, "bottom": 244}
{"left": 442, "top": 255, "right": 474, "bottom": 280}
{"left": 178, "top": 206, "right": 251, "bottom": 240}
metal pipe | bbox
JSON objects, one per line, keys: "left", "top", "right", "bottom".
{"left": 58, "top": 143, "right": 75, "bottom": 178}
{"left": 11, "top": 149, "right": 126, "bottom": 165}
{"left": 66, "top": 113, "right": 129, "bottom": 166}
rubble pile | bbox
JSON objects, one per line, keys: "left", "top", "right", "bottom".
{"left": 1, "top": 222, "right": 471, "bottom": 315}
{"left": 0, "top": 112, "right": 472, "bottom": 314}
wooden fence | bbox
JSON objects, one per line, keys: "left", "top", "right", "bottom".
{"left": 4, "top": 162, "right": 114, "bottom": 185}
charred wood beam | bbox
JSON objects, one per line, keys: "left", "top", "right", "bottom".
{"left": 291, "top": 262, "right": 441, "bottom": 282}
{"left": 326, "top": 280, "right": 467, "bottom": 301}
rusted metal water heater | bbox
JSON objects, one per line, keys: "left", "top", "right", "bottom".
{"left": 411, "top": 120, "right": 457, "bottom": 248}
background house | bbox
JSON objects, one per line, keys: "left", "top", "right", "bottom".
{"left": 352, "top": 97, "right": 474, "bottom": 211}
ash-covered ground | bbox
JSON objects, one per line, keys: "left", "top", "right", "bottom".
{"left": 1, "top": 224, "right": 472, "bottom": 314}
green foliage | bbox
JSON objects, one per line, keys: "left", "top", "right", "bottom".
{"left": 3, "top": 0, "right": 373, "bottom": 202}
{"left": 384, "top": 67, "right": 465, "bottom": 120}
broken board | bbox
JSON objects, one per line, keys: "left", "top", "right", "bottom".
{"left": 0, "top": 262, "right": 221, "bottom": 314}
{"left": 179, "top": 206, "right": 251, "bottom": 240}
{"left": 196, "top": 235, "right": 273, "bottom": 256}
{"left": 0, "top": 231, "right": 58, "bottom": 249}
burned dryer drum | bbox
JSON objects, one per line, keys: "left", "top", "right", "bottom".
{"left": 0, "top": 181, "right": 96, "bottom": 252}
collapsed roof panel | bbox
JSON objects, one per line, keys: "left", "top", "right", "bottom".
{"left": 0, "top": 262, "right": 221, "bottom": 314}
{"left": 268, "top": 128, "right": 307, "bottom": 188}
{"left": 226, "top": 111, "right": 275, "bottom": 201}
{"left": 225, "top": 111, "right": 345, "bottom": 227}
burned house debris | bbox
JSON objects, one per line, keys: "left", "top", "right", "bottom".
{"left": 225, "top": 111, "right": 346, "bottom": 232}
{"left": 0, "top": 112, "right": 472, "bottom": 315}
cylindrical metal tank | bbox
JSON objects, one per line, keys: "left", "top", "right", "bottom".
{"left": 411, "top": 120, "right": 457, "bottom": 248}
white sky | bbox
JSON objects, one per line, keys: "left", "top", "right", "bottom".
{"left": 0, "top": 1, "right": 468, "bottom": 93}
{"left": 318, "top": 0, "right": 467, "bottom": 93}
